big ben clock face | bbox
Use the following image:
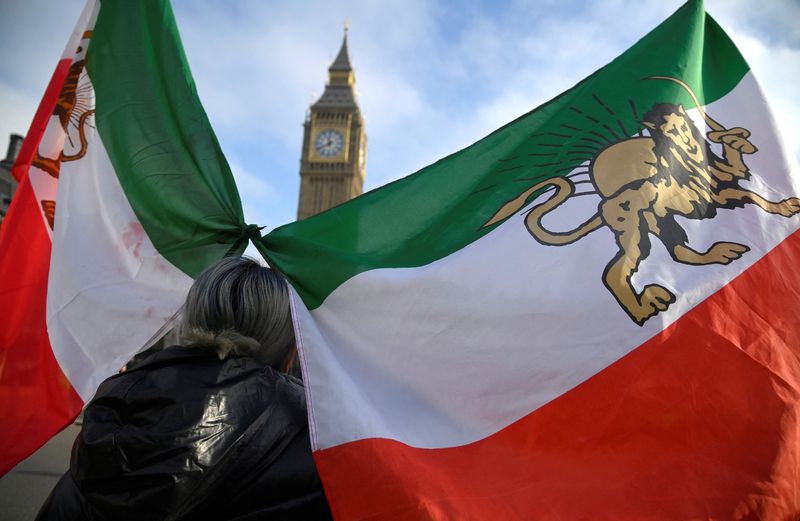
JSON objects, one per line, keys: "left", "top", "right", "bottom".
{"left": 314, "top": 129, "right": 345, "bottom": 157}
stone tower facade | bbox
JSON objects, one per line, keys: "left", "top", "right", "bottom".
{"left": 297, "top": 30, "right": 366, "bottom": 220}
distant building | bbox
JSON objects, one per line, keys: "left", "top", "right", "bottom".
{"left": 0, "top": 134, "right": 23, "bottom": 224}
{"left": 297, "top": 29, "right": 367, "bottom": 219}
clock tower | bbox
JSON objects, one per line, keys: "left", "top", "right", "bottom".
{"left": 297, "top": 29, "right": 366, "bottom": 220}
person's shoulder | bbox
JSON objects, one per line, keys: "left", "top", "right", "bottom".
{"left": 258, "top": 364, "right": 307, "bottom": 404}
{"left": 85, "top": 346, "right": 237, "bottom": 426}
{"left": 225, "top": 363, "right": 309, "bottom": 422}
{"left": 268, "top": 365, "right": 305, "bottom": 388}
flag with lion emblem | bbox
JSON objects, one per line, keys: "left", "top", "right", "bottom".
{"left": 259, "top": 0, "right": 800, "bottom": 518}
{"left": 0, "top": 0, "right": 248, "bottom": 475}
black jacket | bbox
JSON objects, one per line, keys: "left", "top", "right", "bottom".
{"left": 36, "top": 346, "right": 332, "bottom": 521}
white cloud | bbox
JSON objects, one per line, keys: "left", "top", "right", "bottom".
{"left": 0, "top": 85, "right": 37, "bottom": 155}
{"left": 714, "top": 25, "right": 800, "bottom": 158}
{"left": 708, "top": 0, "right": 800, "bottom": 49}
{"left": 706, "top": 0, "right": 800, "bottom": 158}
{"left": 227, "top": 157, "right": 281, "bottom": 225}
{"left": 229, "top": 159, "right": 278, "bottom": 202}
{"left": 358, "top": 70, "right": 425, "bottom": 128}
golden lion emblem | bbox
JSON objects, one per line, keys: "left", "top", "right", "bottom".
{"left": 484, "top": 77, "right": 800, "bottom": 325}
{"left": 32, "top": 30, "right": 94, "bottom": 230}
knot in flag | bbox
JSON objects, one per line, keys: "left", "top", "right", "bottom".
{"left": 240, "top": 223, "right": 265, "bottom": 241}
{"left": 226, "top": 224, "right": 266, "bottom": 257}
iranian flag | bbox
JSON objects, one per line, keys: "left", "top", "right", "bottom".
{"left": 259, "top": 1, "right": 800, "bottom": 518}
{"left": 0, "top": 0, "right": 249, "bottom": 475}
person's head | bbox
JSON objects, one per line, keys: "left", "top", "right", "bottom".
{"left": 180, "top": 256, "right": 295, "bottom": 369}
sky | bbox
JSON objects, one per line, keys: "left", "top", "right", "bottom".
{"left": 0, "top": 0, "right": 798, "bottom": 237}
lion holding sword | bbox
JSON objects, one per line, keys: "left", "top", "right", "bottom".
{"left": 483, "top": 77, "right": 800, "bottom": 325}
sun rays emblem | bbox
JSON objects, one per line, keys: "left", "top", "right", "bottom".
{"left": 482, "top": 76, "right": 800, "bottom": 325}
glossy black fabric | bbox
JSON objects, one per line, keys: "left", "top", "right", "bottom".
{"left": 36, "top": 346, "right": 332, "bottom": 521}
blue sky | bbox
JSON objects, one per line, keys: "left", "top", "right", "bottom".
{"left": 1, "top": 0, "right": 798, "bottom": 236}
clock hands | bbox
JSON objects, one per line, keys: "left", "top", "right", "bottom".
{"left": 316, "top": 129, "right": 343, "bottom": 157}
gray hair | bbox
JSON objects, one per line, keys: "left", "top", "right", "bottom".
{"left": 180, "top": 256, "right": 295, "bottom": 369}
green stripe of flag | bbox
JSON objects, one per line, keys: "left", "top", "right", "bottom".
{"left": 259, "top": 0, "right": 749, "bottom": 310}
{"left": 87, "top": 0, "right": 246, "bottom": 278}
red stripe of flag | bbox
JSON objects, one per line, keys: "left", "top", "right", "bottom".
{"left": 0, "top": 58, "right": 84, "bottom": 477}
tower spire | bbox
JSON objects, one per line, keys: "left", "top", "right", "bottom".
{"left": 328, "top": 25, "right": 353, "bottom": 85}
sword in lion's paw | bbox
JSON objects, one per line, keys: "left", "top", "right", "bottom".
{"left": 645, "top": 75, "right": 757, "bottom": 154}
